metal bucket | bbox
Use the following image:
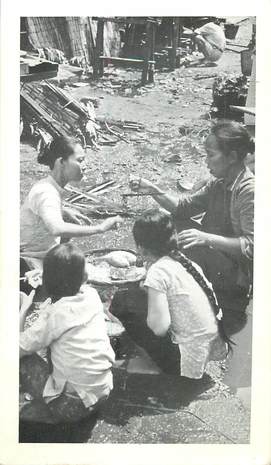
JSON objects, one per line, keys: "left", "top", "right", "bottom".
{"left": 224, "top": 23, "right": 239, "bottom": 40}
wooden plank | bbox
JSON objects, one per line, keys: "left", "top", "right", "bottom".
{"left": 93, "top": 21, "right": 100, "bottom": 79}
{"left": 170, "top": 17, "right": 179, "bottom": 70}
{"left": 229, "top": 105, "right": 256, "bottom": 116}
{"left": 148, "top": 22, "right": 155, "bottom": 83}
{"left": 97, "top": 19, "right": 104, "bottom": 77}
{"left": 92, "top": 17, "right": 159, "bottom": 25}
{"left": 100, "top": 56, "right": 155, "bottom": 64}
{"left": 141, "top": 22, "right": 151, "bottom": 86}
{"left": 20, "top": 70, "right": 58, "bottom": 82}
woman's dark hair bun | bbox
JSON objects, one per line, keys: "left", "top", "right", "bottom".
{"left": 37, "top": 135, "right": 80, "bottom": 169}
{"left": 37, "top": 142, "right": 53, "bottom": 167}
{"left": 210, "top": 120, "right": 254, "bottom": 160}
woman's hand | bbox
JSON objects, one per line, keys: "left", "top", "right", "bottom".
{"left": 129, "top": 176, "right": 157, "bottom": 193}
{"left": 100, "top": 215, "right": 123, "bottom": 233}
{"left": 62, "top": 207, "right": 92, "bottom": 225}
{"left": 178, "top": 229, "right": 210, "bottom": 249}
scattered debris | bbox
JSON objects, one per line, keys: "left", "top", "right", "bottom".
{"left": 164, "top": 154, "right": 183, "bottom": 163}
{"left": 64, "top": 184, "right": 144, "bottom": 218}
{"left": 194, "top": 73, "right": 217, "bottom": 81}
{"left": 105, "top": 122, "right": 129, "bottom": 144}
{"left": 211, "top": 73, "right": 249, "bottom": 120}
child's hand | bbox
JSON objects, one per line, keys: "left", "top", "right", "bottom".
{"left": 25, "top": 269, "right": 42, "bottom": 289}
{"left": 20, "top": 290, "right": 35, "bottom": 312}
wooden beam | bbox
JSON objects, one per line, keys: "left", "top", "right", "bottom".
{"left": 98, "top": 20, "right": 104, "bottom": 77}
{"left": 170, "top": 17, "right": 179, "bottom": 70}
{"left": 141, "top": 22, "right": 152, "bottom": 86}
{"left": 148, "top": 22, "right": 156, "bottom": 83}
{"left": 99, "top": 56, "right": 155, "bottom": 65}
{"left": 92, "top": 17, "right": 159, "bottom": 25}
{"left": 85, "top": 19, "right": 95, "bottom": 65}
{"left": 20, "top": 70, "right": 58, "bottom": 82}
{"left": 93, "top": 19, "right": 104, "bottom": 79}
{"left": 229, "top": 105, "right": 256, "bottom": 116}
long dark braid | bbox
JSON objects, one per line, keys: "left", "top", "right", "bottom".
{"left": 169, "top": 248, "right": 234, "bottom": 351}
{"left": 133, "top": 209, "right": 233, "bottom": 351}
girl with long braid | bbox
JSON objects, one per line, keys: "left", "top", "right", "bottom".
{"left": 110, "top": 209, "right": 229, "bottom": 379}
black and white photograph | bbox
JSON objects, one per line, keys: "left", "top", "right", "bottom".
{"left": 1, "top": 2, "right": 271, "bottom": 463}
{"left": 18, "top": 15, "right": 256, "bottom": 444}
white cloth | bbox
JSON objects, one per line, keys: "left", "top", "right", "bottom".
{"left": 144, "top": 256, "right": 227, "bottom": 378}
{"left": 20, "top": 285, "right": 115, "bottom": 407}
{"left": 20, "top": 176, "right": 64, "bottom": 265}
{"left": 195, "top": 22, "right": 226, "bottom": 62}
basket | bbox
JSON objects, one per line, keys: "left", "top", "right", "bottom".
{"left": 85, "top": 248, "right": 146, "bottom": 287}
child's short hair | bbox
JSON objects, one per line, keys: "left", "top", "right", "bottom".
{"left": 43, "top": 243, "right": 86, "bottom": 302}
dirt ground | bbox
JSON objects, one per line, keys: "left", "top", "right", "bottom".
{"left": 20, "top": 18, "right": 253, "bottom": 255}
{"left": 20, "top": 18, "right": 254, "bottom": 443}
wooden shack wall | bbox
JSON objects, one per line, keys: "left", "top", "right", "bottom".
{"left": 25, "top": 17, "right": 121, "bottom": 63}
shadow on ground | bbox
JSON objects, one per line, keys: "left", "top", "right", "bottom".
{"left": 19, "top": 302, "right": 252, "bottom": 444}
{"left": 19, "top": 369, "right": 215, "bottom": 443}
{"left": 19, "top": 411, "right": 99, "bottom": 443}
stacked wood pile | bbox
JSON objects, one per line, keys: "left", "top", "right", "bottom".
{"left": 21, "top": 80, "right": 92, "bottom": 144}
{"left": 20, "top": 79, "right": 145, "bottom": 149}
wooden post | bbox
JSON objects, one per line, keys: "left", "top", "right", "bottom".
{"left": 148, "top": 22, "right": 155, "bottom": 83}
{"left": 97, "top": 19, "right": 104, "bottom": 77}
{"left": 93, "top": 19, "right": 104, "bottom": 79}
{"left": 141, "top": 21, "right": 151, "bottom": 86}
{"left": 87, "top": 17, "right": 95, "bottom": 66}
{"left": 170, "top": 17, "right": 179, "bottom": 70}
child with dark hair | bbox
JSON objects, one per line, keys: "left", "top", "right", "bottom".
{"left": 111, "top": 210, "right": 228, "bottom": 379}
{"left": 20, "top": 243, "right": 115, "bottom": 423}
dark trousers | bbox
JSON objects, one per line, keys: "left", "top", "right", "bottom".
{"left": 110, "top": 287, "right": 180, "bottom": 375}
{"left": 20, "top": 354, "right": 105, "bottom": 424}
{"left": 174, "top": 218, "right": 250, "bottom": 316}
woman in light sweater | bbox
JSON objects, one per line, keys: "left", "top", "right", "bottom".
{"left": 20, "top": 135, "right": 122, "bottom": 272}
